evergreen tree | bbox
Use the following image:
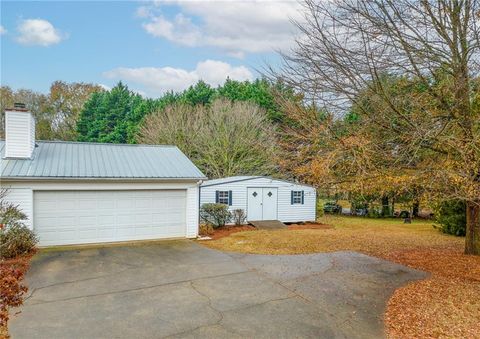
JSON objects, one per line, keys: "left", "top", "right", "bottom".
{"left": 77, "top": 82, "right": 147, "bottom": 143}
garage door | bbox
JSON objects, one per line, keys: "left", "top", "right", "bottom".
{"left": 34, "top": 190, "right": 187, "bottom": 246}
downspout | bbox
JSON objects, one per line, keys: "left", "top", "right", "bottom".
{"left": 197, "top": 180, "right": 203, "bottom": 236}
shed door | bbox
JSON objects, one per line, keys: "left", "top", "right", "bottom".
{"left": 34, "top": 190, "right": 186, "bottom": 246}
{"left": 247, "top": 188, "right": 278, "bottom": 221}
{"left": 262, "top": 188, "right": 278, "bottom": 220}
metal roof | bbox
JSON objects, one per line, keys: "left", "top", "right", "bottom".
{"left": 0, "top": 140, "right": 206, "bottom": 180}
{"left": 200, "top": 175, "right": 316, "bottom": 188}
{"left": 201, "top": 176, "right": 262, "bottom": 187}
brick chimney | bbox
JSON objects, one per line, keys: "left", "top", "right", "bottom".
{"left": 4, "top": 103, "right": 36, "bottom": 159}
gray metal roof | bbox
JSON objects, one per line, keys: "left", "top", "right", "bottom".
{"left": 201, "top": 176, "right": 262, "bottom": 187}
{"left": 200, "top": 175, "right": 315, "bottom": 188}
{"left": 0, "top": 141, "right": 206, "bottom": 180}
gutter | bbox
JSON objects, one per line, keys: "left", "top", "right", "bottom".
{"left": 0, "top": 176, "right": 208, "bottom": 182}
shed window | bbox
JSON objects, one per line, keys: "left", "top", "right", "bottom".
{"left": 216, "top": 190, "right": 232, "bottom": 205}
{"left": 291, "top": 190, "right": 304, "bottom": 205}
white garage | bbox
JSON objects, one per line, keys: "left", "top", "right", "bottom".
{"left": 1, "top": 107, "right": 206, "bottom": 246}
{"left": 34, "top": 190, "right": 187, "bottom": 246}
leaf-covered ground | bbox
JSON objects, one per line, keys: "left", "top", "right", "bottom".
{"left": 201, "top": 215, "right": 480, "bottom": 338}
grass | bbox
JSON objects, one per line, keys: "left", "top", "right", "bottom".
{"left": 202, "top": 215, "right": 463, "bottom": 256}
{"left": 201, "top": 215, "right": 480, "bottom": 338}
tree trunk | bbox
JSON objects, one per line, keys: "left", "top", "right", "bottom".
{"left": 381, "top": 196, "right": 390, "bottom": 217}
{"left": 412, "top": 200, "right": 420, "bottom": 218}
{"left": 465, "top": 201, "right": 480, "bottom": 255}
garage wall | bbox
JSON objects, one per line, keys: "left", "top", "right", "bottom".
{"left": 2, "top": 180, "right": 200, "bottom": 239}
{"left": 186, "top": 186, "right": 199, "bottom": 238}
{"left": 2, "top": 188, "right": 33, "bottom": 229}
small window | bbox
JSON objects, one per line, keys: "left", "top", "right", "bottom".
{"left": 217, "top": 191, "right": 230, "bottom": 205}
{"left": 292, "top": 191, "right": 303, "bottom": 204}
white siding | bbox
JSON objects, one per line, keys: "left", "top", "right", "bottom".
{"left": 1, "top": 188, "right": 33, "bottom": 229}
{"left": 186, "top": 185, "right": 200, "bottom": 238}
{"left": 5, "top": 111, "right": 35, "bottom": 159}
{"left": 200, "top": 177, "right": 316, "bottom": 223}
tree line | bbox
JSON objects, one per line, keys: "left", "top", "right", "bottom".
{"left": 1, "top": 78, "right": 297, "bottom": 179}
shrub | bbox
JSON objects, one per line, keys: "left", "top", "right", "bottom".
{"left": 200, "top": 203, "right": 231, "bottom": 228}
{"left": 0, "top": 225, "right": 39, "bottom": 259}
{"left": 0, "top": 189, "right": 36, "bottom": 329}
{"left": 0, "top": 256, "right": 30, "bottom": 327}
{"left": 0, "top": 189, "right": 38, "bottom": 259}
{"left": 367, "top": 208, "right": 382, "bottom": 218}
{"left": 0, "top": 204, "right": 27, "bottom": 228}
{"left": 199, "top": 223, "right": 214, "bottom": 236}
{"left": 323, "top": 201, "right": 342, "bottom": 214}
{"left": 433, "top": 200, "right": 466, "bottom": 236}
{"left": 232, "top": 209, "right": 246, "bottom": 225}
{"left": 0, "top": 189, "right": 28, "bottom": 229}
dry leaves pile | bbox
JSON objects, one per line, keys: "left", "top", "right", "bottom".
{"left": 384, "top": 249, "right": 480, "bottom": 339}
{"left": 201, "top": 216, "right": 480, "bottom": 338}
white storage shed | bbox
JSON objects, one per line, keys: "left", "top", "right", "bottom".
{"left": 200, "top": 176, "right": 316, "bottom": 223}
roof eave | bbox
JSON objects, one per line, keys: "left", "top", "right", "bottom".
{"left": 200, "top": 175, "right": 316, "bottom": 189}
{"left": 1, "top": 176, "right": 207, "bottom": 182}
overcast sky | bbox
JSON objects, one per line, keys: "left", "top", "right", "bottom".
{"left": 0, "top": 0, "right": 301, "bottom": 97}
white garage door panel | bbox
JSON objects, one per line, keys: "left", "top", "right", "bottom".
{"left": 34, "top": 190, "right": 187, "bottom": 246}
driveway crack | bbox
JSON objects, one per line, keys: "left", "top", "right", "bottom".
{"left": 24, "top": 270, "right": 250, "bottom": 306}
{"left": 24, "top": 266, "right": 137, "bottom": 302}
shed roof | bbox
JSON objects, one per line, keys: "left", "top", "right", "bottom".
{"left": 201, "top": 176, "right": 262, "bottom": 187}
{"left": 201, "top": 176, "right": 314, "bottom": 188}
{"left": 0, "top": 140, "right": 206, "bottom": 180}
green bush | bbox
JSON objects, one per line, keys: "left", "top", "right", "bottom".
{"left": 200, "top": 203, "right": 232, "bottom": 228}
{"left": 0, "top": 224, "right": 39, "bottom": 259}
{"left": 433, "top": 200, "right": 466, "bottom": 236}
{"left": 367, "top": 208, "right": 382, "bottom": 218}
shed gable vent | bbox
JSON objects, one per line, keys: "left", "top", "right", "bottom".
{"left": 4, "top": 105, "right": 36, "bottom": 159}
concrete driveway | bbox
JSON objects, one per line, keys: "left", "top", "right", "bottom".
{"left": 10, "top": 241, "right": 426, "bottom": 338}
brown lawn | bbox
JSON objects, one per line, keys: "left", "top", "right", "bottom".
{"left": 201, "top": 215, "right": 480, "bottom": 338}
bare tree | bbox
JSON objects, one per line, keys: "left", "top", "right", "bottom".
{"left": 275, "top": 0, "right": 480, "bottom": 254}
{"left": 137, "top": 99, "right": 279, "bottom": 178}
